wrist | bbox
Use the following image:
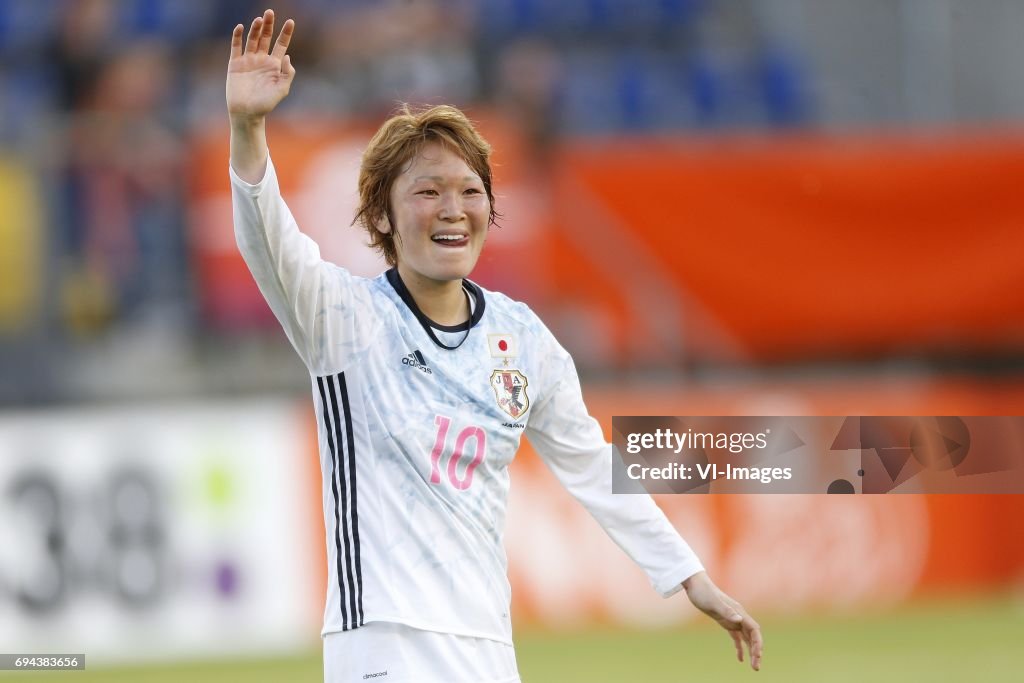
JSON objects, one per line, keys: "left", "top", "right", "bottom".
{"left": 682, "top": 570, "right": 709, "bottom": 592}
{"left": 229, "top": 113, "right": 267, "bottom": 133}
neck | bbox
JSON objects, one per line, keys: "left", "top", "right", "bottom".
{"left": 396, "top": 266, "right": 469, "bottom": 326}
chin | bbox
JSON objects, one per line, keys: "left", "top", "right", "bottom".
{"left": 433, "top": 257, "right": 480, "bottom": 281}
{"left": 401, "top": 251, "right": 481, "bottom": 284}
{"left": 433, "top": 265, "right": 474, "bottom": 282}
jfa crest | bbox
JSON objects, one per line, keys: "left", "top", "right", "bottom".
{"left": 489, "top": 370, "right": 530, "bottom": 419}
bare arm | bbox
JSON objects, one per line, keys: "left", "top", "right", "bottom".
{"left": 226, "top": 9, "right": 296, "bottom": 183}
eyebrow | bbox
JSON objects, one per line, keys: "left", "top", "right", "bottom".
{"left": 412, "top": 175, "right": 481, "bottom": 183}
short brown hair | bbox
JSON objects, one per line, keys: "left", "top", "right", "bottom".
{"left": 353, "top": 104, "right": 498, "bottom": 266}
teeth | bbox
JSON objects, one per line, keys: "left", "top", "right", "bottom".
{"left": 432, "top": 235, "right": 465, "bottom": 242}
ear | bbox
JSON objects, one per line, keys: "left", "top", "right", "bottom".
{"left": 376, "top": 214, "right": 392, "bottom": 235}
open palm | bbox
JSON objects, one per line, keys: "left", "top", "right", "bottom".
{"left": 226, "top": 10, "right": 296, "bottom": 119}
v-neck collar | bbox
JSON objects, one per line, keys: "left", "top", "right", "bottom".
{"left": 385, "top": 267, "right": 486, "bottom": 350}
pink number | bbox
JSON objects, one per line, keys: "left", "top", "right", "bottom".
{"left": 448, "top": 426, "right": 486, "bottom": 490}
{"left": 429, "top": 415, "right": 451, "bottom": 484}
{"left": 430, "top": 416, "right": 487, "bottom": 490}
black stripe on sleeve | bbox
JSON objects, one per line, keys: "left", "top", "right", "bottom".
{"left": 337, "top": 373, "right": 364, "bottom": 626}
{"left": 316, "top": 377, "right": 349, "bottom": 628}
{"left": 327, "top": 373, "right": 362, "bottom": 631}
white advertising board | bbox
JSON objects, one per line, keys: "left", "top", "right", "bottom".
{"left": 0, "top": 399, "right": 319, "bottom": 665}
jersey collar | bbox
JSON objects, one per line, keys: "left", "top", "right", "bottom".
{"left": 385, "top": 267, "right": 486, "bottom": 350}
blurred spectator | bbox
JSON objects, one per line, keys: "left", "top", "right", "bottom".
{"left": 310, "top": 0, "right": 480, "bottom": 117}
{"left": 58, "top": 36, "right": 187, "bottom": 337}
{"left": 494, "top": 37, "right": 563, "bottom": 158}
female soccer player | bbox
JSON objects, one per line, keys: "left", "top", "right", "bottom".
{"left": 227, "top": 10, "right": 762, "bottom": 682}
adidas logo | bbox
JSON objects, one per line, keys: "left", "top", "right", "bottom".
{"left": 401, "top": 349, "right": 433, "bottom": 374}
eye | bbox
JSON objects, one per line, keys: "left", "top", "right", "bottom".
{"left": 417, "top": 189, "right": 438, "bottom": 196}
{"left": 464, "top": 188, "right": 483, "bottom": 195}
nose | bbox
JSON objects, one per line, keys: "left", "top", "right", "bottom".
{"left": 438, "top": 192, "right": 465, "bottom": 222}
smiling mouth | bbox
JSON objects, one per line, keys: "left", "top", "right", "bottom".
{"left": 431, "top": 234, "right": 469, "bottom": 247}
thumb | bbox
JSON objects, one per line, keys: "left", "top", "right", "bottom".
{"left": 282, "top": 54, "right": 295, "bottom": 77}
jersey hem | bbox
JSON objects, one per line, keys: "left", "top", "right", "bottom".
{"left": 321, "top": 616, "right": 514, "bottom": 646}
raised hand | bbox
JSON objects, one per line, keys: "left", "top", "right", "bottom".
{"left": 226, "top": 9, "right": 296, "bottom": 121}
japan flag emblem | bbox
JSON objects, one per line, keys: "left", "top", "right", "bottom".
{"left": 489, "top": 369, "right": 530, "bottom": 419}
{"left": 488, "top": 334, "right": 517, "bottom": 358}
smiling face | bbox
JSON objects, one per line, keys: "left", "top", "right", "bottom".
{"left": 382, "top": 140, "right": 491, "bottom": 288}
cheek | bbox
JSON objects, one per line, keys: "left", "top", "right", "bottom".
{"left": 410, "top": 198, "right": 437, "bottom": 217}
{"left": 391, "top": 203, "right": 427, "bottom": 232}
{"left": 468, "top": 198, "right": 491, "bottom": 220}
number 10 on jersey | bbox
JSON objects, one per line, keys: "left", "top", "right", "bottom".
{"left": 429, "top": 415, "right": 486, "bottom": 490}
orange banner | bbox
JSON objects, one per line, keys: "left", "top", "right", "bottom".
{"left": 189, "top": 120, "right": 1024, "bottom": 360}
{"left": 553, "top": 134, "right": 1024, "bottom": 362}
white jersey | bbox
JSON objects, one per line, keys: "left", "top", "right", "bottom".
{"left": 231, "top": 158, "right": 704, "bottom": 644}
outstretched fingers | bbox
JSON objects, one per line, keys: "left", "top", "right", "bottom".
{"left": 257, "top": 9, "right": 275, "bottom": 54}
{"left": 684, "top": 574, "right": 764, "bottom": 672}
{"left": 245, "top": 15, "right": 263, "bottom": 54}
{"left": 730, "top": 630, "right": 744, "bottom": 663}
{"left": 271, "top": 18, "right": 295, "bottom": 59}
{"left": 721, "top": 596, "right": 763, "bottom": 671}
{"left": 747, "top": 619, "right": 764, "bottom": 671}
{"left": 230, "top": 23, "right": 244, "bottom": 59}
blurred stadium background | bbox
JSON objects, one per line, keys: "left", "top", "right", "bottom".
{"left": 1, "top": 0, "right": 1023, "bottom": 680}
